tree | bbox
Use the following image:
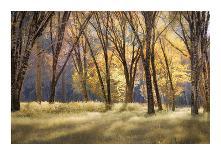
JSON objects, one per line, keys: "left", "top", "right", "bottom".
{"left": 177, "top": 11, "right": 210, "bottom": 114}
{"left": 83, "top": 32, "right": 108, "bottom": 104}
{"left": 11, "top": 11, "right": 53, "bottom": 111}
{"left": 108, "top": 12, "right": 141, "bottom": 103}
{"left": 61, "top": 68, "right": 67, "bottom": 102}
{"left": 48, "top": 11, "right": 93, "bottom": 103}
{"left": 123, "top": 11, "right": 156, "bottom": 114}
{"left": 49, "top": 12, "right": 71, "bottom": 103}
{"left": 71, "top": 38, "right": 89, "bottom": 102}
{"left": 35, "top": 39, "right": 42, "bottom": 104}
{"left": 159, "top": 38, "right": 175, "bottom": 111}
{"left": 89, "top": 12, "right": 112, "bottom": 108}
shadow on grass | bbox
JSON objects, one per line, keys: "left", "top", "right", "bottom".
{"left": 12, "top": 111, "right": 210, "bottom": 144}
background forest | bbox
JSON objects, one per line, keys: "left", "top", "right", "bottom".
{"left": 11, "top": 11, "right": 210, "bottom": 144}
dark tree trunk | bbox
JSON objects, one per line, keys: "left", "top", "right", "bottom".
{"left": 105, "top": 12, "right": 112, "bottom": 108}
{"left": 190, "top": 55, "right": 199, "bottom": 115}
{"left": 49, "top": 77, "right": 56, "bottom": 103}
{"left": 178, "top": 12, "right": 209, "bottom": 115}
{"left": 125, "top": 83, "right": 133, "bottom": 103}
{"left": 203, "top": 62, "right": 210, "bottom": 112}
{"left": 144, "top": 63, "right": 155, "bottom": 114}
{"left": 82, "top": 46, "right": 88, "bottom": 102}
{"left": 105, "top": 57, "right": 111, "bottom": 108}
{"left": 11, "top": 86, "right": 21, "bottom": 112}
{"left": 124, "top": 11, "right": 156, "bottom": 114}
{"left": 11, "top": 12, "right": 53, "bottom": 111}
{"left": 142, "top": 12, "right": 156, "bottom": 114}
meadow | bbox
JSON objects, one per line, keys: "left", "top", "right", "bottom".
{"left": 11, "top": 102, "right": 210, "bottom": 144}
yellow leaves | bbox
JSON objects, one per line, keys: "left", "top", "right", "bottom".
{"left": 155, "top": 39, "right": 190, "bottom": 97}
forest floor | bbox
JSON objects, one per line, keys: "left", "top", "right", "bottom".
{"left": 11, "top": 102, "right": 210, "bottom": 144}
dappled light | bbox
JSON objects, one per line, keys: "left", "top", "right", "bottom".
{"left": 11, "top": 11, "right": 210, "bottom": 144}
{"left": 12, "top": 102, "right": 209, "bottom": 144}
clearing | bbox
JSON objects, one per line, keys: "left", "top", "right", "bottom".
{"left": 11, "top": 102, "right": 210, "bottom": 144}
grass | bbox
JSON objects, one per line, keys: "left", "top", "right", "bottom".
{"left": 11, "top": 102, "right": 210, "bottom": 144}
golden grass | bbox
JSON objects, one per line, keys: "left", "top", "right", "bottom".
{"left": 11, "top": 102, "right": 210, "bottom": 144}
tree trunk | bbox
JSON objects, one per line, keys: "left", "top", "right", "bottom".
{"left": 190, "top": 47, "right": 199, "bottom": 115}
{"left": 11, "top": 86, "right": 21, "bottom": 111}
{"left": 61, "top": 69, "right": 66, "bottom": 102}
{"left": 106, "top": 63, "right": 111, "bottom": 107}
{"left": 125, "top": 83, "right": 133, "bottom": 103}
{"left": 202, "top": 55, "right": 210, "bottom": 113}
{"left": 81, "top": 80, "right": 88, "bottom": 102}
{"left": 160, "top": 40, "right": 175, "bottom": 111}
{"left": 171, "top": 92, "right": 175, "bottom": 111}
{"left": 49, "top": 73, "right": 56, "bottom": 103}
{"left": 103, "top": 12, "right": 111, "bottom": 109}
{"left": 82, "top": 46, "right": 88, "bottom": 102}
{"left": 142, "top": 12, "right": 156, "bottom": 114}
{"left": 35, "top": 43, "right": 42, "bottom": 104}
{"left": 49, "top": 12, "right": 70, "bottom": 104}
{"left": 11, "top": 12, "right": 53, "bottom": 111}
{"left": 84, "top": 33, "right": 107, "bottom": 104}
{"left": 145, "top": 64, "right": 155, "bottom": 114}
{"left": 151, "top": 51, "right": 163, "bottom": 111}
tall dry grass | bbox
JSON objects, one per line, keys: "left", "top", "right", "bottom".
{"left": 11, "top": 102, "right": 209, "bottom": 144}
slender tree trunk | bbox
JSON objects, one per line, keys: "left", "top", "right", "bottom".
{"left": 61, "top": 69, "right": 66, "bottom": 102}
{"left": 104, "top": 12, "right": 111, "bottom": 109}
{"left": 83, "top": 46, "right": 88, "bottom": 102}
{"left": 160, "top": 40, "right": 175, "bottom": 111}
{"left": 49, "top": 12, "right": 70, "bottom": 103}
{"left": 84, "top": 33, "right": 107, "bottom": 103}
{"left": 151, "top": 51, "right": 163, "bottom": 111}
{"left": 35, "top": 42, "right": 42, "bottom": 104}
{"left": 49, "top": 64, "right": 56, "bottom": 103}
{"left": 105, "top": 59, "right": 111, "bottom": 107}
{"left": 141, "top": 61, "right": 147, "bottom": 103}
